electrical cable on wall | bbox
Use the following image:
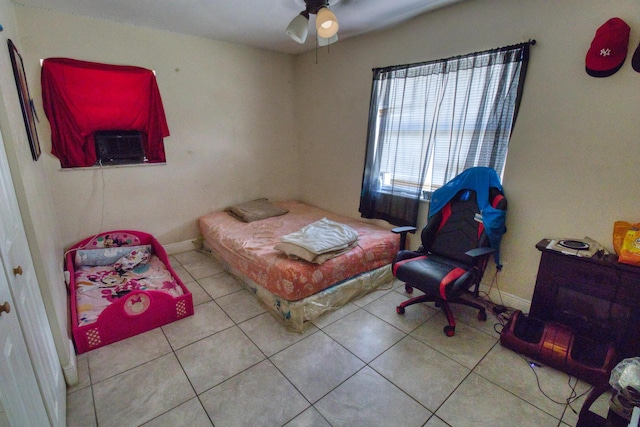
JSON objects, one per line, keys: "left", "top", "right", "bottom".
{"left": 62, "top": 160, "right": 107, "bottom": 261}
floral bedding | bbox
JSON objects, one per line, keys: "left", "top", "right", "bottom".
{"left": 198, "top": 200, "right": 399, "bottom": 301}
{"left": 74, "top": 255, "right": 184, "bottom": 326}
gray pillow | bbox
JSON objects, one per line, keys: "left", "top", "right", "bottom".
{"left": 225, "top": 198, "right": 288, "bottom": 222}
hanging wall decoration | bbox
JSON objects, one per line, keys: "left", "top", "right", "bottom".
{"left": 8, "top": 39, "right": 40, "bottom": 161}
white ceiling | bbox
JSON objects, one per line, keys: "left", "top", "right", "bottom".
{"left": 12, "top": 0, "right": 465, "bottom": 55}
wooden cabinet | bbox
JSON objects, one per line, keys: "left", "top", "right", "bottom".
{"left": 530, "top": 240, "right": 640, "bottom": 361}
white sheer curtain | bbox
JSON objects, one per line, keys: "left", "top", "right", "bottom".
{"left": 359, "top": 42, "right": 531, "bottom": 226}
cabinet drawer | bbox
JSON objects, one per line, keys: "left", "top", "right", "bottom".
{"left": 540, "top": 252, "right": 615, "bottom": 281}
{"left": 554, "top": 271, "right": 616, "bottom": 301}
{"left": 535, "top": 252, "right": 617, "bottom": 304}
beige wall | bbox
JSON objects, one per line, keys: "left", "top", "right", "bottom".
{"left": 14, "top": 5, "right": 300, "bottom": 249}
{"left": 294, "top": 0, "right": 640, "bottom": 302}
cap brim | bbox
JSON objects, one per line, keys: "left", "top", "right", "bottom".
{"left": 586, "top": 60, "right": 625, "bottom": 77}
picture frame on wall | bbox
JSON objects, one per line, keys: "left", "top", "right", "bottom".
{"left": 8, "top": 39, "right": 41, "bottom": 161}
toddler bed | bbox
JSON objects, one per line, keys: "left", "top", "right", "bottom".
{"left": 65, "top": 230, "right": 194, "bottom": 354}
{"left": 198, "top": 200, "right": 400, "bottom": 332}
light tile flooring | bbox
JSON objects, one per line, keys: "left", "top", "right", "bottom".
{"left": 66, "top": 250, "right": 611, "bottom": 427}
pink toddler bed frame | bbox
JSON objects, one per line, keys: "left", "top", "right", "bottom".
{"left": 65, "top": 230, "right": 194, "bottom": 354}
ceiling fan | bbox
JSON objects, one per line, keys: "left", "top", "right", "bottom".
{"left": 286, "top": 0, "right": 340, "bottom": 46}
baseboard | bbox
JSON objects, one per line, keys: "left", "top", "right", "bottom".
{"left": 478, "top": 282, "right": 531, "bottom": 314}
{"left": 62, "top": 340, "right": 78, "bottom": 386}
{"left": 163, "top": 239, "right": 199, "bottom": 255}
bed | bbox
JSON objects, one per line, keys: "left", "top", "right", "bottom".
{"left": 65, "top": 230, "right": 194, "bottom": 354}
{"left": 198, "top": 200, "right": 400, "bottom": 332}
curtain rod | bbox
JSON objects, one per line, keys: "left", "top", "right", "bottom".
{"left": 372, "top": 39, "right": 536, "bottom": 74}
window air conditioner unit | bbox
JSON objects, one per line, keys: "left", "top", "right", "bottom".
{"left": 94, "top": 130, "right": 146, "bottom": 165}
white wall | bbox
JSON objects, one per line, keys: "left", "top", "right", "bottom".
{"left": 14, "top": 6, "right": 301, "bottom": 249}
{"left": 294, "top": 0, "right": 640, "bottom": 302}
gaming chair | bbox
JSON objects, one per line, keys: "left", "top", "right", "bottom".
{"left": 392, "top": 169, "right": 507, "bottom": 337}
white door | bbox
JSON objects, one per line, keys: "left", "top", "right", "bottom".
{"left": 0, "top": 254, "right": 49, "bottom": 426}
{"left": 0, "top": 126, "right": 65, "bottom": 426}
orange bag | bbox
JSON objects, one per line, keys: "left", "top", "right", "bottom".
{"left": 613, "top": 221, "right": 633, "bottom": 256}
{"left": 615, "top": 221, "right": 640, "bottom": 265}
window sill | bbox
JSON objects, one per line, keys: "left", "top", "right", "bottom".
{"left": 59, "top": 162, "right": 166, "bottom": 171}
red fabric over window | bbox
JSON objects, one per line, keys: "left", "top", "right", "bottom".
{"left": 41, "top": 58, "right": 170, "bottom": 168}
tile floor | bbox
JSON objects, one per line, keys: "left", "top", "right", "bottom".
{"left": 66, "top": 250, "right": 611, "bottom": 427}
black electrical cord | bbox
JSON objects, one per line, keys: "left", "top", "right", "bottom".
{"left": 514, "top": 352, "right": 593, "bottom": 426}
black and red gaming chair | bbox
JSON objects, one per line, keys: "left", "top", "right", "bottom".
{"left": 392, "top": 186, "right": 507, "bottom": 337}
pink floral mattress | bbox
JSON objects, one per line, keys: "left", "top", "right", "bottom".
{"left": 74, "top": 255, "right": 184, "bottom": 326}
{"left": 198, "top": 200, "right": 399, "bottom": 301}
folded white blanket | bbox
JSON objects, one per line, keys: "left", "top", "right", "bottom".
{"left": 274, "top": 218, "right": 360, "bottom": 264}
{"left": 280, "top": 218, "right": 359, "bottom": 255}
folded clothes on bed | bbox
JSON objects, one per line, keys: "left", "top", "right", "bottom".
{"left": 274, "top": 217, "right": 359, "bottom": 264}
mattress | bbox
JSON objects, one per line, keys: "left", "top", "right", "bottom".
{"left": 198, "top": 200, "right": 399, "bottom": 301}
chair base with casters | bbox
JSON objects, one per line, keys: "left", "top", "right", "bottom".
{"left": 392, "top": 229, "right": 493, "bottom": 337}
{"left": 390, "top": 174, "right": 506, "bottom": 337}
{"left": 396, "top": 284, "right": 487, "bottom": 337}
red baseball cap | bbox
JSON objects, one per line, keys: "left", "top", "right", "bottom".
{"left": 585, "top": 17, "right": 630, "bottom": 77}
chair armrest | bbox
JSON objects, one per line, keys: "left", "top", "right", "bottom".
{"left": 391, "top": 226, "right": 417, "bottom": 250}
{"left": 465, "top": 247, "right": 495, "bottom": 258}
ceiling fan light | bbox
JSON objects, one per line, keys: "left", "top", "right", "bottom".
{"left": 317, "top": 33, "right": 338, "bottom": 47}
{"left": 286, "top": 12, "right": 309, "bottom": 44}
{"left": 316, "top": 7, "right": 339, "bottom": 39}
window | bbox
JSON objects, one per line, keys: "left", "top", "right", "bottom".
{"left": 41, "top": 58, "right": 169, "bottom": 168}
{"left": 359, "top": 42, "right": 531, "bottom": 226}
